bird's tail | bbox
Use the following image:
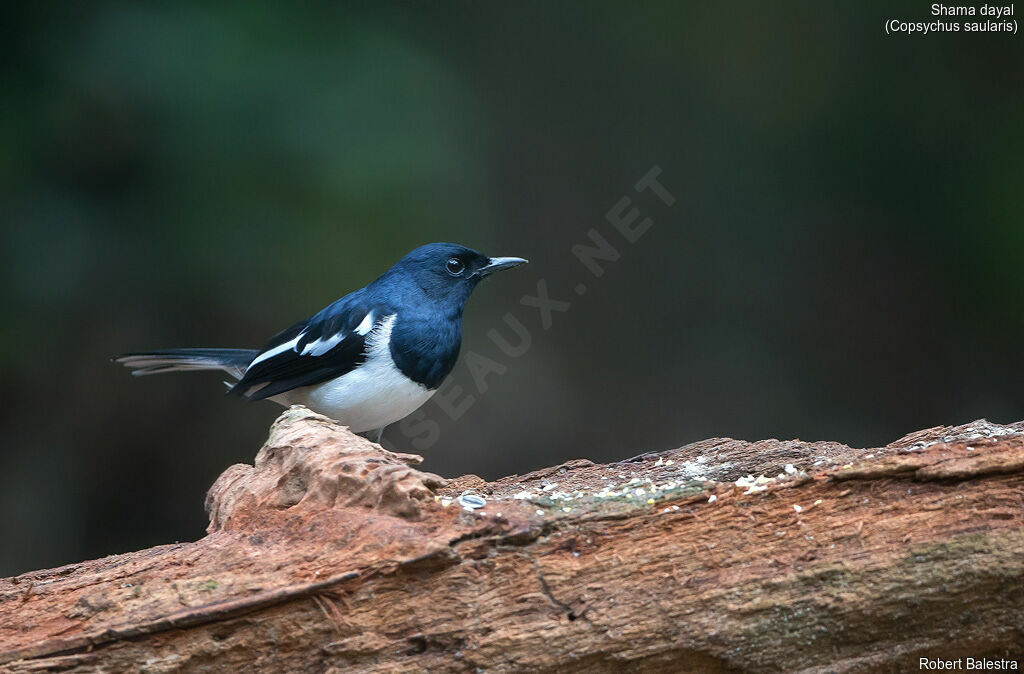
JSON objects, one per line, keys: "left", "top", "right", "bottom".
{"left": 113, "top": 348, "right": 259, "bottom": 381}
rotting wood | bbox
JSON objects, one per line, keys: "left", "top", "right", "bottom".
{"left": 1, "top": 409, "right": 1021, "bottom": 673}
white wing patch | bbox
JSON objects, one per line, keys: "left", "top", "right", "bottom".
{"left": 355, "top": 311, "right": 375, "bottom": 335}
{"left": 300, "top": 332, "right": 345, "bottom": 356}
{"left": 246, "top": 335, "right": 300, "bottom": 369}
{"left": 299, "top": 310, "right": 374, "bottom": 355}
{"left": 248, "top": 310, "right": 377, "bottom": 370}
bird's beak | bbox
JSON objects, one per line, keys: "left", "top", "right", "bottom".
{"left": 477, "top": 256, "right": 528, "bottom": 277}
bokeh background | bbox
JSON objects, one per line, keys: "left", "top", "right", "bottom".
{"left": 2, "top": 2, "right": 1022, "bottom": 575}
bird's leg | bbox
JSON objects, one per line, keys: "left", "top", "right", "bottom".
{"left": 357, "top": 427, "right": 385, "bottom": 445}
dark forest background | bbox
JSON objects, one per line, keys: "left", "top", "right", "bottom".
{"left": 2, "top": 2, "right": 1022, "bottom": 574}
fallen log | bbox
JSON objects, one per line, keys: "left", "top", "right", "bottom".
{"left": 1, "top": 407, "right": 1022, "bottom": 672}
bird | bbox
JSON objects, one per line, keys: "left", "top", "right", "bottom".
{"left": 115, "top": 243, "right": 527, "bottom": 442}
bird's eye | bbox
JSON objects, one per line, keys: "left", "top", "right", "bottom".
{"left": 445, "top": 258, "right": 465, "bottom": 276}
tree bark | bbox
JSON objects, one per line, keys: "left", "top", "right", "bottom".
{"left": 1, "top": 407, "right": 1022, "bottom": 673}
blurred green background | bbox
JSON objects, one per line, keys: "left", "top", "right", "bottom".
{"left": 2, "top": 2, "right": 1022, "bottom": 575}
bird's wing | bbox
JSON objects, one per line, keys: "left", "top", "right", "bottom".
{"left": 231, "top": 295, "right": 389, "bottom": 401}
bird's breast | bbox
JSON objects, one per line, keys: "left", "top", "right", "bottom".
{"left": 387, "top": 313, "right": 462, "bottom": 389}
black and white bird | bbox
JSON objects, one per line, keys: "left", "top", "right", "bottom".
{"left": 115, "top": 243, "right": 527, "bottom": 441}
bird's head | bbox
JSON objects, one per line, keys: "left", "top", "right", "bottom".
{"left": 384, "top": 242, "right": 527, "bottom": 309}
